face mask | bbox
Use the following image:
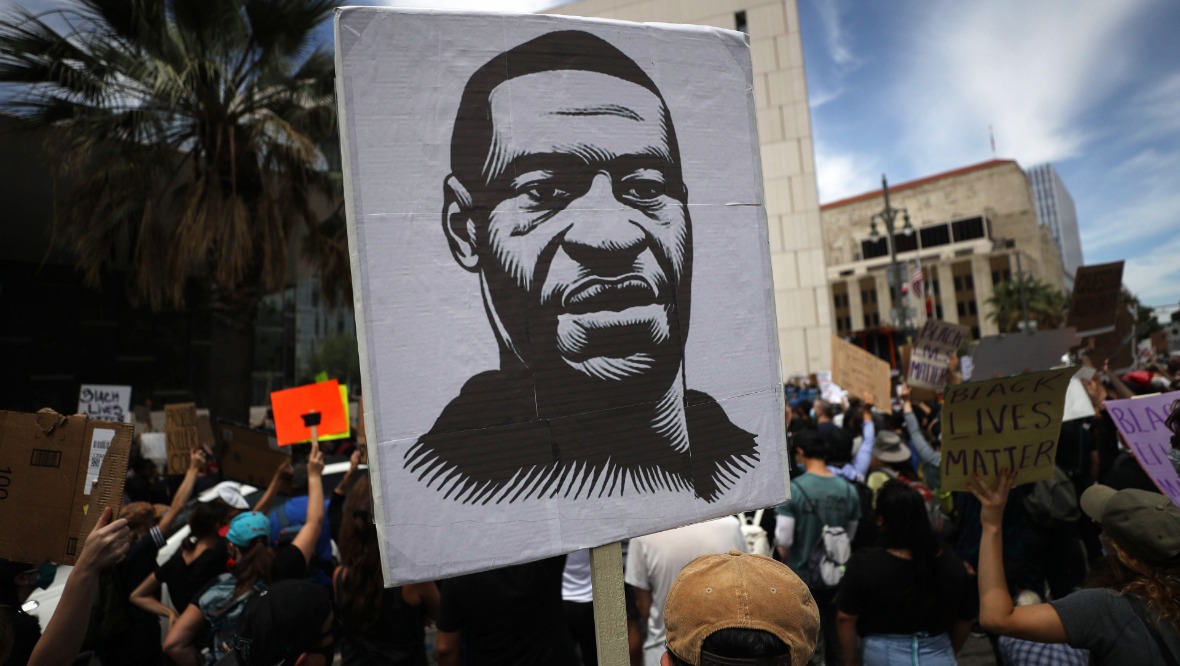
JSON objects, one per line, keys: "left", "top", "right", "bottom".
{"left": 35, "top": 563, "right": 58, "bottom": 590}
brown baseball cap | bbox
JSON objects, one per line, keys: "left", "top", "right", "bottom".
{"left": 664, "top": 550, "right": 819, "bottom": 666}
{"left": 1081, "top": 485, "right": 1180, "bottom": 568}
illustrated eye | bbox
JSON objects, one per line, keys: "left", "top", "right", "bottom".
{"left": 620, "top": 179, "right": 666, "bottom": 203}
{"left": 520, "top": 183, "right": 572, "bottom": 206}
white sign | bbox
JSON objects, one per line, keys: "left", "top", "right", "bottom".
{"left": 336, "top": 9, "right": 789, "bottom": 584}
{"left": 77, "top": 384, "right": 132, "bottom": 423}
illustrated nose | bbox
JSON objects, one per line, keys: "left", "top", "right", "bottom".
{"left": 561, "top": 173, "right": 646, "bottom": 273}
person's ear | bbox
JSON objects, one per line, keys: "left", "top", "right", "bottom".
{"left": 443, "top": 175, "right": 479, "bottom": 272}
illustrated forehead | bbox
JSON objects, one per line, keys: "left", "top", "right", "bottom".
{"left": 485, "top": 70, "right": 671, "bottom": 164}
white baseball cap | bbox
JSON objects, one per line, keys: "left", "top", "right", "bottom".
{"left": 198, "top": 481, "right": 249, "bottom": 510}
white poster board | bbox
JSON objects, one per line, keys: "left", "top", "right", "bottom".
{"left": 972, "top": 328, "right": 1080, "bottom": 380}
{"left": 335, "top": 8, "right": 789, "bottom": 584}
{"left": 77, "top": 385, "right": 132, "bottom": 423}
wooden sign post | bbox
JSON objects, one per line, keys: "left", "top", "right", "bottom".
{"left": 591, "top": 542, "right": 629, "bottom": 665}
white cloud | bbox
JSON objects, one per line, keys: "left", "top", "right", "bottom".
{"left": 1120, "top": 234, "right": 1180, "bottom": 306}
{"left": 894, "top": 0, "right": 1154, "bottom": 174}
{"left": 1082, "top": 147, "right": 1180, "bottom": 255}
{"left": 814, "top": 144, "right": 879, "bottom": 203}
{"left": 375, "top": 0, "right": 566, "bottom": 11}
{"left": 806, "top": 0, "right": 859, "bottom": 69}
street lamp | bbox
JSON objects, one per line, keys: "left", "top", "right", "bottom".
{"left": 868, "top": 174, "right": 914, "bottom": 338}
{"left": 995, "top": 238, "right": 1033, "bottom": 333}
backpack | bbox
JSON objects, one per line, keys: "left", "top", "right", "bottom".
{"left": 792, "top": 485, "right": 852, "bottom": 589}
{"left": 737, "top": 510, "right": 772, "bottom": 556}
{"left": 1022, "top": 466, "right": 1080, "bottom": 528}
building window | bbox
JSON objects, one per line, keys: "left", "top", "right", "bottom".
{"left": 965, "top": 275, "right": 974, "bottom": 290}
{"left": 920, "top": 224, "right": 951, "bottom": 248}
{"left": 861, "top": 237, "right": 889, "bottom": 260}
{"left": 931, "top": 279, "right": 941, "bottom": 295}
{"left": 971, "top": 325, "right": 981, "bottom": 340}
{"left": 957, "top": 302, "right": 966, "bottom": 317}
{"left": 935, "top": 304, "right": 944, "bottom": 319}
{"left": 954, "top": 276, "right": 962, "bottom": 291}
{"left": 968, "top": 301, "right": 978, "bottom": 315}
{"left": 952, "top": 216, "right": 986, "bottom": 242}
{"left": 734, "top": 10, "right": 747, "bottom": 33}
{"left": 992, "top": 269, "right": 1011, "bottom": 285}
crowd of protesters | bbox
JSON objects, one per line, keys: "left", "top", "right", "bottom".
{"left": 1, "top": 351, "right": 1179, "bottom": 666}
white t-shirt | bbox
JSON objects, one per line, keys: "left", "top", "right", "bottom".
{"left": 624, "top": 516, "right": 746, "bottom": 665}
{"left": 563, "top": 548, "right": 594, "bottom": 603}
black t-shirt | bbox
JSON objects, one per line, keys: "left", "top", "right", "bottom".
{"left": 156, "top": 540, "right": 230, "bottom": 612}
{"left": 437, "top": 555, "right": 575, "bottom": 666}
{"left": 836, "top": 547, "right": 975, "bottom": 636}
{"left": 272, "top": 544, "right": 309, "bottom": 582}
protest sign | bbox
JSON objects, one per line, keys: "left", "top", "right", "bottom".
{"left": 270, "top": 380, "right": 348, "bottom": 446}
{"left": 831, "top": 336, "right": 892, "bottom": 405}
{"left": 960, "top": 355, "right": 975, "bottom": 382}
{"left": 140, "top": 432, "right": 167, "bottom": 471}
{"left": 219, "top": 421, "right": 291, "bottom": 490}
{"left": 940, "top": 367, "right": 1076, "bottom": 492}
{"left": 165, "top": 403, "right": 199, "bottom": 474}
{"left": 77, "top": 384, "right": 132, "bottom": 423}
{"left": 907, "top": 320, "right": 969, "bottom": 393}
{"left": 1067, "top": 261, "right": 1124, "bottom": 336}
{"left": 1062, "top": 366, "right": 1098, "bottom": 421}
{"left": 0, "top": 410, "right": 131, "bottom": 565}
{"left": 1082, "top": 303, "right": 1135, "bottom": 372}
{"left": 1104, "top": 393, "right": 1180, "bottom": 507}
{"left": 972, "top": 328, "right": 1080, "bottom": 379}
{"left": 316, "top": 384, "right": 351, "bottom": 443}
{"left": 336, "top": 8, "right": 789, "bottom": 584}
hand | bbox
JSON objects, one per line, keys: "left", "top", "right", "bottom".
{"left": 307, "top": 443, "right": 324, "bottom": 478}
{"left": 166, "top": 609, "right": 179, "bottom": 629}
{"left": 275, "top": 460, "right": 294, "bottom": 480}
{"left": 967, "top": 468, "right": 1017, "bottom": 530}
{"left": 349, "top": 448, "right": 362, "bottom": 473}
{"left": 75, "top": 507, "right": 130, "bottom": 575}
{"left": 899, "top": 384, "right": 911, "bottom": 403}
{"left": 188, "top": 448, "right": 206, "bottom": 473}
{"left": 862, "top": 391, "right": 876, "bottom": 408}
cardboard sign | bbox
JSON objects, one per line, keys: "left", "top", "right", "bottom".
{"left": 831, "top": 336, "right": 892, "bottom": 405}
{"left": 165, "top": 403, "right": 199, "bottom": 474}
{"left": 269, "top": 380, "right": 348, "bottom": 446}
{"left": 972, "top": 328, "right": 1080, "bottom": 379}
{"left": 0, "top": 410, "right": 131, "bottom": 565}
{"left": 908, "top": 320, "right": 969, "bottom": 393}
{"left": 940, "top": 368, "right": 1076, "bottom": 492}
{"left": 1067, "top": 261, "right": 1124, "bottom": 336}
{"left": 1104, "top": 393, "right": 1180, "bottom": 507}
{"left": 336, "top": 9, "right": 789, "bottom": 584}
{"left": 1082, "top": 304, "right": 1135, "bottom": 372}
{"left": 77, "top": 384, "right": 132, "bottom": 423}
{"left": 219, "top": 421, "right": 291, "bottom": 491}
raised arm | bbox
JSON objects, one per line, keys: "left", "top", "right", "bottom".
{"left": 252, "top": 459, "right": 293, "bottom": 515}
{"left": 851, "top": 415, "right": 876, "bottom": 478}
{"left": 29, "top": 508, "right": 130, "bottom": 666}
{"left": 159, "top": 448, "right": 206, "bottom": 536}
{"left": 901, "top": 386, "right": 940, "bottom": 466}
{"left": 290, "top": 443, "right": 325, "bottom": 565}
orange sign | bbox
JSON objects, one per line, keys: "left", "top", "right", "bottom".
{"left": 270, "top": 380, "right": 348, "bottom": 446}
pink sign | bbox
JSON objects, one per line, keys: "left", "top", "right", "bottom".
{"left": 1105, "top": 392, "right": 1180, "bottom": 508}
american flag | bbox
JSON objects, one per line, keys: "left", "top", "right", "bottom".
{"left": 911, "top": 262, "right": 925, "bottom": 301}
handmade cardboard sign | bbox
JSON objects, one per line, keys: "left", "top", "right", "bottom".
{"left": 165, "top": 403, "right": 199, "bottom": 474}
{"left": 908, "top": 320, "right": 969, "bottom": 393}
{"left": 972, "top": 328, "right": 1080, "bottom": 379}
{"left": 940, "top": 367, "right": 1076, "bottom": 492}
{"left": 831, "top": 336, "right": 891, "bottom": 405}
{"left": 219, "top": 421, "right": 291, "bottom": 491}
{"left": 1082, "top": 303, "right": 1135, "bottom": 372}
{"left": 1104, "top": 393, "right": 1180, "bottom": 507}
{"left": 77, "top": 384, "right": 132, "bottom": 423}
{"left": 270, "top": 380, "right": 348, "bottom": 446}
{"left": 0, "top": 410, "right": 131, "bottom": 565}
{"left": 1067, "top": 261, "right": 1124, "bottom": 336}
{"left": 336, "top": 8, "right": 789, "bottom": 584}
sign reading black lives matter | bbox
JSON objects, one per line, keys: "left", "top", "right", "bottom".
{"left": 335, "top": 9, "right": 789, "bottom": 584}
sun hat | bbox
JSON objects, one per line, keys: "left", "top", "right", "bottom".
{"left": 198, "top": 480, "right": 249, "bottom": 510}
{"left": 664, "top": 550, "right": 819, "bottom": 666}
{"left": 226, "top": 512, "right": 271, "bottom": 548}
{"left": 873, "top": 430, "right": 910, "bottom": 463}
{"left": 1080, "top": 485, "right": 1180, "bottom": 568}
{"left": 232, "top": 580, "right": 333, "bottom": 666}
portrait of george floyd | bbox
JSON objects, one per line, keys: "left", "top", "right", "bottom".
{"left": 336, "top": 9, "right": 790, "bottom": 583}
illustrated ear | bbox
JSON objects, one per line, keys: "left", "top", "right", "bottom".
{"left": 443, "top": 175, "right": 479, "bottom": 272}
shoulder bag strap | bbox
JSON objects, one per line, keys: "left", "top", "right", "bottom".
{"left": 1127, "top": 595, "right": 1180, "bottom": 666}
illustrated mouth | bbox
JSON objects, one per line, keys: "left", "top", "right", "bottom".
{"left": 562, "top": 275, "right": 658, "bottom": 314}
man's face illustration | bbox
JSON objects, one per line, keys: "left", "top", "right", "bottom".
{"left": 464, "top": 70, "right": 690, "bottom": 382}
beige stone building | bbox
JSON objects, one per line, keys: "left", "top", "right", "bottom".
{"left": 821, "top": 160, "right": 1065, "bottom": 355}
{"left": 547, "top": 0, "right": 829, "bottom": 376}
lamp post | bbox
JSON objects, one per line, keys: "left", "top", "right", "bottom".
{"left": 868, "top": 174, "right": 915, "bottom": 339}
{"left": 996, "top": 238, "right": 1032, "bottom": 333}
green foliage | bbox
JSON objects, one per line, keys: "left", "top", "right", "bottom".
{"left": 986, "top": 276, "right": 1068, "bottom": 333}
{"left": 299, "top": 332, "right": 360, "bottom": 387}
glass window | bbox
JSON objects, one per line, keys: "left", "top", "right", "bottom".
{"left": 952, "top": 216, "right": 986, "bottom": 242}
{"left": 862, "top": 237, "right": 889, "bottom": 260}
{"left": 920, "top": 224, "right": 951, "bottom": 248}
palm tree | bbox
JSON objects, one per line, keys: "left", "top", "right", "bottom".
{"left": 0, "top": 0, "right": 341, "bottom": 420}
{"left": 986, "top": 276, "right": 1068, "bottom": 333}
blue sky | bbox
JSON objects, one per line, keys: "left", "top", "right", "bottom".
{"left": 6, "top": 0, "right": 1179, "bottom": 311}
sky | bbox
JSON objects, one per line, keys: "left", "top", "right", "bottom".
{"left": 5, "top": 0, "right": 1179, "bottom": 311}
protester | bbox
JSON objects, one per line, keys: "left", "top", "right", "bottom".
{"left": 828, "top": 395, "right": 875, "bottom": 483}
{"left": 971, "top": 471, "right": 1180, "bottom": 663}
{"left": 130, "top": 499, "right": 230, "bottom": 627}
{"left": 562, "top": 548, "right": 596, "bottom": 666}
{"left": 334, "top": 474, "right": 437, "bottom": 664}
{"left": 164, "top": 443, "right": 326, "bottom": 664}
{"left": 661, "top": 550, "right": 819, "bottom": 666}
{"left": 996, "top": 591, "right": 1089, "bottom": 665}
{"left": 627, "top": 517, "right": 747, "bottom": 666}
{"left": 0, "top": 562, "right": 47, "bottom": 666}
{"left": 27, "top": 507, "right": 131, "bottom": 666}
{"left": 218, "top": 579, "right": 336, "bottom": 666}
{"left": 836, "top": 481, "right": 974, "bottom": 665}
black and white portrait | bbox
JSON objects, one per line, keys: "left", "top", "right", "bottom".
{"left": 336, "top": 9, "right": 789, "bottom": 583}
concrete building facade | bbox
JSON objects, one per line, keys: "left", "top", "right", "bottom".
{"left": 821, "top": 160, "right": 1065, "bottom": 346}
{"left": 1027, "top": 163, "right": 1082, "bottom": 289}
{"left": 547, "top": 0, "right": 829, "bottom": 376}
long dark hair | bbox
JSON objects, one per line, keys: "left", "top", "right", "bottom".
{"left": 337, "top": 475, "right": 384, "bottom": 630}
{"left": 876, "top": 481, "right": 939, "bottom": 601}
{"left": 233, "top": 536, "right": 273, "bottom": 597}
{"left": 1087, "top": 540, "right": 1180, "bottom": 630}
{"left": 183, "top": 502, "right": 227, "bottom": 552}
